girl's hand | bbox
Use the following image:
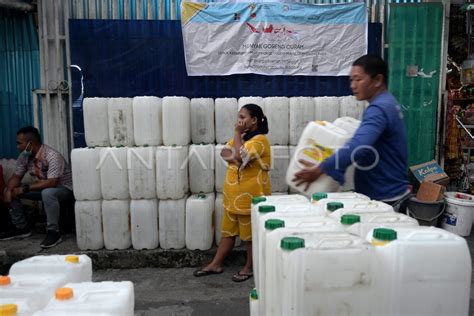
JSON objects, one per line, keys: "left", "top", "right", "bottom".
{"left": 234, "top": 121, "right": 246, "bottom": 134}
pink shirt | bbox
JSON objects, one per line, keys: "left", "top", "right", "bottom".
{"left": 15, "top": 144, "right": 73, "bottom": 190}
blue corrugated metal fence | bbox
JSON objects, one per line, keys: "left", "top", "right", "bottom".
{"left": 0, "top": 9, "right": 40, "bottom": 159}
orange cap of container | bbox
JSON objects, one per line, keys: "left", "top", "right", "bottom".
{"left": 0, "top": 276, "right": 11, "bottom": 286}
{"left": 65, "top": 255, "right": 79, "bottom": 264}
{"left": 0, "top": 304, "right": 17, "bottom": 316}
{"left": 55, "top": 287, "right": 73, "bottom": 300}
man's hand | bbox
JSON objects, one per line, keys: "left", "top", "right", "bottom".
{"left": 292, "top": 159, "right": 323, "bottom": 192}
{"left": 11, "top": 187, "right": 24, "bottom": 199}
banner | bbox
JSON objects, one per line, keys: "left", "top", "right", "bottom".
{"left": 181, "top": 2, "right": 367, "bottom": 76}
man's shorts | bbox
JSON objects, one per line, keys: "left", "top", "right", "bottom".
{"left": 220, "top": 208, "right": 252, "bottom": 242}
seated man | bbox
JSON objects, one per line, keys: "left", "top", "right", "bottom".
{"left": 0, "top": 126, "right": 74, "bottom": 248}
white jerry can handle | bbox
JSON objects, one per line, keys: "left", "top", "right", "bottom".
{"left": 352, "top": 202, "right": 379, "bottom": 209}
{"left": 314, "top": 237, "right": 355, "bottom": 249}
{"left": 367, "top": 214, "right": 398, "bottom": 223}
{"left": 296, "top": 222, "right": 326, "bottom": 228}
{"left": 405, "top": 229, "right": 445, "bottom": 241}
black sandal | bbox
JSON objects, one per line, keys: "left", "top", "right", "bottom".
{"left": 231, "top": 271, "right": 253, "bottom": 282}
{"left": 193, "top": 268, "right": 224, "bottom": 277}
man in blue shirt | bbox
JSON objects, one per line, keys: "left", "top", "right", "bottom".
{"left": 293, "top": 55, "right": 410, "bottom": 205}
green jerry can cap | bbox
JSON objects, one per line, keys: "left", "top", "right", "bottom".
{"left": 258, "top": 205, "right": 275, "bottom": 213}
{"left": 280, "top": 237, "right": 305, "bottom": 250}
{"left": 340, "top": 214, "right": 361, "bottom": 225}
{"left": 197, "top": 193, "right": 206, "bottom": 199}
{"left": 312, "top": 192, "right": 328, "bottom": 201}
{"left": 265, "top": 219, "right": 285, "bottom": 230}
{"left": 373, "top": 228, "right": 397, "bottom": 241}
{"left": 249, "top": 288, "right": 258, "bottom": 300}
{"left": 326, "top": 202, "right": 344, "bottom": 212}
{"left": 252, "top": 196, "right": 267, "bottom": 204}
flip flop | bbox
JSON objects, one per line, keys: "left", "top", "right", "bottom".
{"left": 193, "top": 268, "right": 224, "bottom": 277}
{"left": 232, "top": 271, "right": 253, "bottom": 282}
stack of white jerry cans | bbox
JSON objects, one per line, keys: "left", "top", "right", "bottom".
{"left": 249, "top": 193, "right": 471, "bottom": 316}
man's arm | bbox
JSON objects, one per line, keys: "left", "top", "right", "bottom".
{"left": 6, "top": 174, "right": 22, "bottom": 191}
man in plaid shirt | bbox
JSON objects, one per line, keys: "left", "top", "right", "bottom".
{"left": 1, "top": 126, "right": 73, "bottom": 248}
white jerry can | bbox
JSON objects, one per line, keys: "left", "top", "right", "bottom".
{"left": 190, "top": 97, "right": 215, "bottom": 144}
{"left": 132, "top": 96, "right": 162, "bottom": 146}
{"left": 162, "top": 96, "right": 191, "bottom": 146}
{"left": 83, "top": 97, "right": 110, "bottom": 147}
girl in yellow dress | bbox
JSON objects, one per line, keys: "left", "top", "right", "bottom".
{"left": 194, "top": 103, "right": 271, "bottom": 282}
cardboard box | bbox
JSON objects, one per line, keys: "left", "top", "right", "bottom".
{"left": 409, "top": 160, "right": 450, "bottom": 187}
{"left": 416, "top": 181, "right": 445, "bottom": 202}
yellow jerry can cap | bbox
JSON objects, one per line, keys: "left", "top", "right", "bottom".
{"left": 0, "top": 304, "right": 17, "bottom": 316}
{"left": 0, "top": 276, "right": 11, "bottom": 286}
{"left": 65, "top": 255, "right": 79, "bottom": 264}
{"left": 55, "top": 287, "right": 74, "bottom": 300}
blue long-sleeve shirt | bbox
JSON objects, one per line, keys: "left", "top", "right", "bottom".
{"left": 320, "top": 91, "right": 409, "bottom": 200}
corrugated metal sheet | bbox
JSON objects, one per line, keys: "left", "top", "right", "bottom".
{"left": 68, "top": 0, "right": 423, "bottom": 22}
{"left": 388, "top": 3, "right": 443, "bottom": 166}
{"left": 0, "top": 9, "right": 40, "bottom": 159}
{"left": 69, "top": 20, "right": 381, "bottom": 146}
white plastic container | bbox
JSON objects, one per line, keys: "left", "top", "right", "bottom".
{"left": 132, "top": 96, "right": 162, "bottom": 146}
{"left": 155, "top": 146, "right": 188, "bottom": 199}
{"left": 33, "top": 281, "right": 134, "bottom": 316}
{"left": 83, "top": 97, "right": 110, "bottom": 147}
{"left": 71, "top": 148, "right": 102, "bottom": 201}
{"left": 214, "top": 144, "right": 228, "bottom": 193}
{"left": 130, "top": 199, "right": 159, "bottom": 250}
{"left": 340, "top": 212, "right": 418, "bottom": 239}
{"left": 368, "top": 226, "right": 471, "bottom": 316}
{"left": 442, "top": 192, "right": 474, "bottom": 236}
{"left": 328, "top": 200, "right": 394, "bottom": 219}
{"left": 158, "top": 198, "right": 186, "bottom": 249}
{"left": 185, "top": 193, "right": 215, "bottom": 250}
{"left": 339, "top": 95, "right": 366, "bottom": 120}
{"left": 128, "top": 146, "right": 156, "bottom": 199}
{"left": 262, "top": 220, "right": 343, "bottom": 316}
{"left": 286, "top": 121, "right": 351, "bottom": 196}
{"left": 188, "top": 144, "right": 214, "bottom": 193}
{"left": 162, "top": 96, "right": 191, "bottom": 146}
{"left": 251, "top": 197, "right": 313, "bottom": 292}
{"left": 270, "top": 146, "right": 289, "bottom": 192}
{"left": 333, "top": 117, "right": 360, "bottom": 192}
{"left": 264, "top": 97, "right": 289, "bottom": 145}
{"left": 214, "top": 193, "right": 241, "bottom": 247}
{"left": 277, "top": 232, "right": 376, "bottom": 316}
{"left": 108, "top": 97, "right": 134, "bottom": 146}
{"left": 9, "top": 255, "right": 92, "bottom": 283}
{"left": 99, "top": 147, "right": 129, "bottom": 200}
{"left": 238, "top": 96, "right": 264, "bottom": 110}
{"left": 74, "top": 200, "right": 104, "bottom": 250}
{"left": 190, "top": 98, "right": 215, "bottom": 144}
{"left": 250, "top": 194, "right": 310, "bottom": 225}
{"left": 102, "top": 200, "right": 131, "bottom": 250}
{"left": 311, "top": 191, "right": 370, "bottom": 204}
{"left": 333, "top": 116, "right": 361, "bottom": 135}
{"left": 215, "top": 98, "right": 238, "bottom": 144}
{"left": 314, "top": 96, "right": 340, "bottom": 122}
{"left": 0, "top": 274, "right": 68, "bottom": 315}
{"left": 289, "top": 97, "right": 315, "bottom": 146}
{"left": 311, "top": 192, "right": 370, "bottom": 213}
{"left": 249, "top": 289, "right": 258, "bottom": 316}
